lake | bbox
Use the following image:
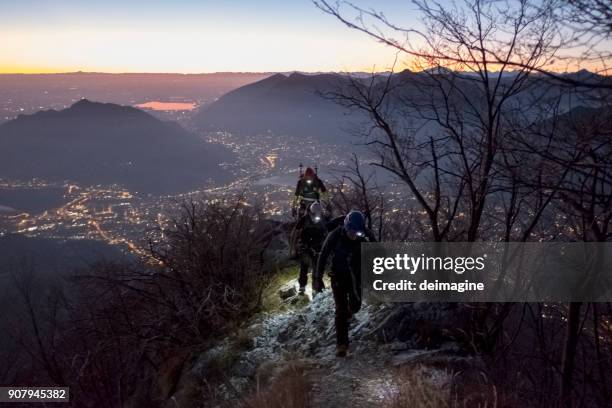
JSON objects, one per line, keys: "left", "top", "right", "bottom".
{"left": 0, "top": 187, "right": 67, "bottom": 213}
{"left": 134, "top": 101, "right": 196, "bottom": 111}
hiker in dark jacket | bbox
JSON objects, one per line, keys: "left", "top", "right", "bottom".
{"left": 315, "top": 210, "right": 376, "bottom": 357}
{"left": 292, "top": 167, "right": 327, "bottom": 219}
{"left": 294, "top": 201, "right": 327, "bottom": 294}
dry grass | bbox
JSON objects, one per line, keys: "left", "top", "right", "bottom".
{"left": 243, "top": 362, "right": 312, "bottom": 408}
{"left": 259, "top": 266, "right": 299, "bottom": 313}
{"left": 384, "top": 366, "right": 453, "bottom": 408}
{"left": 384, "top": 365, "right": 499, "bottom": 408}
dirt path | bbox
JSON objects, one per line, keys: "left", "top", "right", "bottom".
{"left": 310, "top": 343, "right": 398, "bottom": 408}
{"left": 244, "top": 280, "right": 401, "bottom": 407}
{"left": 181, "top": 276, "right": 457, "bottom": 407}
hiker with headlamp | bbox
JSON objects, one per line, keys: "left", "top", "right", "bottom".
{"left": 292, "top": 166, "right": 327, "bottom": 219}
{"left": 315, "top": 210, "right": 376, "bottom": 357}
{"left": 294, "top": 201, "right": 327, "bottom": 294}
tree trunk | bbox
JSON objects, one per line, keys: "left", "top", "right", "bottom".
{"left": 560, "top": 302, "right": 582, "bottom": 407}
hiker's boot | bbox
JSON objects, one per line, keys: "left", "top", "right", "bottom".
{"left": 336, "top": 344, "right": 348, "bottom": 357}
{"left": 298, "top": 285, "right": 306, "bottom": 295}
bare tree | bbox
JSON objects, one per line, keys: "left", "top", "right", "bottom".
{"left": 315, "top": 0, "right": 612, "bottom": 88}
{"left": 315, "top": 1, "right": 612, "bottom": 405}
{"left": 322, "top": 0, "right": 570, "bottom": 241}
{"left": 564, "top": 0, "right": 612, "bottom": 38}
{"left": 2, "top": 196, "right": 281, "bottom": 407}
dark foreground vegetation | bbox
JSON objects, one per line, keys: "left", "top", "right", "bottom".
{"left": 1, "top": 199, "right": 282, "bottom": 406}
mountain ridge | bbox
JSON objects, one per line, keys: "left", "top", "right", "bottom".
{"left": 193, "top": 72, "right": 362, "bottom": 142}
{"left": 0, "top": 100, "right": 235, "bottom": 194}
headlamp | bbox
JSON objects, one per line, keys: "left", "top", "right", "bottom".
{"left": 346, "top": 229, "right": 365, "bottom": 240}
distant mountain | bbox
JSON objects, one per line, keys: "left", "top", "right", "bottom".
{"left": 0, "top": 72, "right": 272, "bottom": 122}
{"left": 194, "top": 70, "right": 609, "bottom": 148}
{"left": 533, "top": 104, "right": 612, "bottom": 139}
{"left": 194, "top": 73, "right": 364, "bottom": 142}
{"left": 0, "top": 100, "right": 235, "bottom": 194}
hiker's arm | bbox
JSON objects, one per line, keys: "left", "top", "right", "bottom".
{"left": 291, "top": 181, "right": 302, "bottom": 216}
{"left": 318, "top": 179, "right": 327, "bottom": 193}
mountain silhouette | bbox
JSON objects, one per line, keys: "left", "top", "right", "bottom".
{"left": 0, "top": 100, "right": 235, "bottom": 194}
{"left": 194, "top": 73, "right": 363, "bottom": 142}
{"left": 196, "top": 69, "right": 612, "bottom": 139}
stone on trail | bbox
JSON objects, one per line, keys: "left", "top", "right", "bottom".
{"left": 278, "top": 283, "right": 297, "bottom": 299}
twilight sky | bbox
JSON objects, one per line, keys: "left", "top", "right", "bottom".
{"left": 0, "top": 0, "right": 416, "bottom": 73}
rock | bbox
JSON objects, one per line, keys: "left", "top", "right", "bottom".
{"left": 308, "top": 339, "right": 321, "bottom": 354}
{"left": 350, "top": 320, "right": 370, "bottom": 338}
{"left": 242, "top": 345, "right": 277, "bottom": 368}
{"left": 277, "top": 320, "right": 299, "bottom": 342}
{"left": 191, "top": 344, "right": 230, "bottom": 378}
{"left": 391, "top": 342, "right": 474, "bottom": 368}
{"left": 246, "top": 323, "right": 263, "bottom": 338}
{"left": 392, "top": 349, "right": 444, "bottom": 366}
{"left": 278, "top": 283, "right": 297, "bottom": 300}
{"left": 231, "top": 358, "right": 257, "bottom": 378}
{"left": 289, "top": 294, "right": 311, "bottom": 307}
{"left": 228, "top": 377, "right": 249, "bottom": 394}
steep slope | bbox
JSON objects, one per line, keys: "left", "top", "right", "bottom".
{"left": 194, "top": 73, "right": 363, "bottom": 142}
{"left": 153, "top": 269, "right": 477, "bottom": 408}
{"left": 0, "top": 100, "right": 235, "bottom": 194}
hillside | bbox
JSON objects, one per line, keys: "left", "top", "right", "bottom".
{"left": 0, "top": 100, "right": 235, "bottom": 194}
{"left": 194, "top": 73, "right": 364, "bottom": 142}
{"left": 147, "top": 265, "right": 477, "bottom": 408}
{"left": 194, "top": 70, "right": 610, "bottom": 148}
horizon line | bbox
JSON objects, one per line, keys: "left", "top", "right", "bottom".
{"left": 0, "top": 68, "right": 603, "bottom": 76}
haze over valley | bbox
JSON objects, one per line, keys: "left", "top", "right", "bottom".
{"left": 0, "top": 68, "right": 607, "bottom": 268}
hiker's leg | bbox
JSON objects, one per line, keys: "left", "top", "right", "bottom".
{"left": 331, "top": 276, "right": 350, "bottom": 347}
{"left": 289, "top": 224, "right": 302, "bottom": 259}
{"left": 348, "top": 268, "right": 362, "bottom": 314}
{"left": 298, "top": 256, "right": 308, "bottom": 290}
{"left": 310, "top": 251, "right": 324, "bottom": 291}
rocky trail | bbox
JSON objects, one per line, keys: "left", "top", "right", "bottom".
{"left": 244, "top": 287, "right": 400, "bottom": 408}
{"left": 161, "top": 270, "right": 482, "bottom": 408}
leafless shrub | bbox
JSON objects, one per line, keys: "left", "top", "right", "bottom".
{"left": 4, "top": 196, "right": 279, "bottom": 407}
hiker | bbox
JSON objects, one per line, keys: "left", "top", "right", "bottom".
{"left": 291, "top": 166, "right": 326, "bottom": 219}
{"left": 315, "top": 211, "right": 376, "bottom": 357}
{"left": 293, "top": 201, "right": 328, "bottom": 294}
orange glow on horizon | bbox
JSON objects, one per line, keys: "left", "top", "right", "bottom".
{"left": 0, "top": 59, "right": 608, "bottom": 76}
{"left": 0, "top": 64, "right": 78, "bottom": 74}
{"left": 0, "top": 64, "right": 404, "bottom": 75}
